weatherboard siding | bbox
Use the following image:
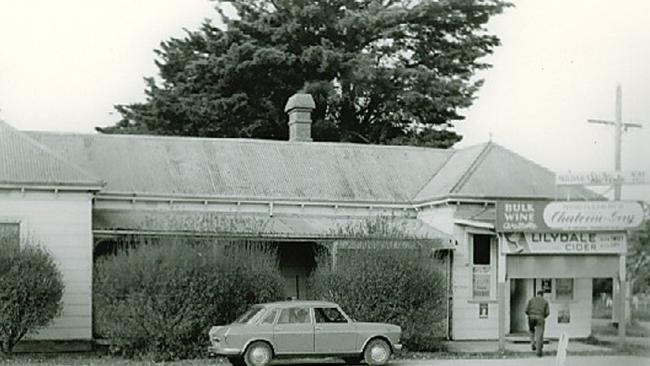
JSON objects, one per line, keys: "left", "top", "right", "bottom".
{"left": 0, "top": 190, "right": 93, "bottom": 340}
{"left": 451, "top": 224, "right": 500, "bottom": 340}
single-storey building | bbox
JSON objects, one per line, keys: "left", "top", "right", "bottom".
{"left": 0, "top": 93, "right": 632, "bottom": 348}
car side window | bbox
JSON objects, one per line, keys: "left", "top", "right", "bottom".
{"left": 315, "top": 307, "right": 348, "bottom": 323}
{"left": 277, "top": 307, "right": 311, "bottom": 324}
{"left": 261, "top": 309, "right": 278, "bottom": 324}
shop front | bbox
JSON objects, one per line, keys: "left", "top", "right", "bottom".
{"left": 495, "top": 200, "right": 645, "bottom": 349}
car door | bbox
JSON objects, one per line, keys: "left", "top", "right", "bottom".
{"left": 273, "top": 306, "right": 314, "bottom": 354}
{"left": 314, "top": 306, "right": 358, "bottom": 354}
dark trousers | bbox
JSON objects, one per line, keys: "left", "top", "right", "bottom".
{"left": 527, "top": 316, "right": 545, "bottom": 356}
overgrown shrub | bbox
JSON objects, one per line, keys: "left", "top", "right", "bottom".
{"left": 0, "top": 243, "right": 64, "bottom": 354}
{"left": 310, "top": 245, "right": 448, "bottom": 351}
{"left": 94, "top": 238, "right": 284, "bottom": 360}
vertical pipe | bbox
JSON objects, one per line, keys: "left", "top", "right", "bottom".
{"left": 497, "top": 235, "right": 507, "bottom": 351}
{"left": 296, "top": 275, "right": 300, "bottom": 300}
{"left": 498, "top": 282, "right": 506, "bottom": 352}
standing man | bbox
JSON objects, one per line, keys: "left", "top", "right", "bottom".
{"left": 525, "top": 290, "right": 550, "bottom": 357}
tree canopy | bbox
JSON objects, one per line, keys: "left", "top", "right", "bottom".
{"left": 628, "top": 203, "right": 650, "bottom": 294}
{"left": 97, "top": 0, "right": 510, "bottom": 148}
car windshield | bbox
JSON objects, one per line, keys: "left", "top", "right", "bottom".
{"left": 234, "top": 306, "right": 265, "bottom": 324}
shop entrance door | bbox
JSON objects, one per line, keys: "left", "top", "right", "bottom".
{"left": 510, "top": 278, "right": 531, "bottom": 334}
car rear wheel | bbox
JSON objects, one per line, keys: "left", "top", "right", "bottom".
{"left": 363, "top": 339, "right": 391, "bottom": 366}
{"left": 244, "top": 341, "right": 273, "bottom": 366}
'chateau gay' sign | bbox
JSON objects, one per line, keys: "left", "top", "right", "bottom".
{"left": 495, "top": 200, "right": 646, "bottom": 232}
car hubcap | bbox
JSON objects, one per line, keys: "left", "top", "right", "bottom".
{"left": 370, "top": 345, "right": 388, "bottom": 363}
{"left": 251, "top": 347, "right": 269, "bottom": 365}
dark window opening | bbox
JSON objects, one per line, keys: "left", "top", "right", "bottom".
{"left": 472, "top": 234, "right": 492, "bottom": 265}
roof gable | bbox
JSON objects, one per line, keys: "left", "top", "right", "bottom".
{"left": 0, "top": 121, "right": 101, "bottom": 188}
{"left": 449, "top": 143, "right": 600, "bottom": 200}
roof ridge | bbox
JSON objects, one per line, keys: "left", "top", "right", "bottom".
{"left": 25, "top": 130, "right": 457, "bottom": 153}
{"left": 449, "top": 141, "right": 493, "bottom": 194}
{"left": 1, "top": 121, "right": 102, "bottom": 186}
{"left": 411, "top": 149, "right": 458, "bottom": 200}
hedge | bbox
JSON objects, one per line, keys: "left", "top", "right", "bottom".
{"left": 309, "top": 245, "right": 448, "bottom": 351}
{"left": 94, "top": 238, "right": 284, "bottom": 360}
{"left": 0, "top": 242, "right": 64, "bottom": 354}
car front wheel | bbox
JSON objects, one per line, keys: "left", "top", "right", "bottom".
{"left": 244, "top": 341, "right": 273, "bottom": 366}
{"left": 363, "top": 339, "right": 391, "bottom": 366}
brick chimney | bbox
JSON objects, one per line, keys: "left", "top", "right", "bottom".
{"left": 284, "top": 93, "right": 315, "bottom": 142}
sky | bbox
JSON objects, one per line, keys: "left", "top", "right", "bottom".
{"left": 0, "top": 0, "right": 649, "bottom": 201}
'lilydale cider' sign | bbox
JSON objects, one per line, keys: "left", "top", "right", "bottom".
{"left": 496, "top": 200, "right": 645, "bottom": 232}
{"left": 501, "top": 231, "right": 627, "bottom": 254}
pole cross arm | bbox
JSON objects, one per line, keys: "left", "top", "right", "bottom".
{"left": 587, "top": 119, "right": 643, "bottom": 129}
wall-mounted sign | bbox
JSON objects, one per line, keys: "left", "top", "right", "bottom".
{"left": 479, "top": 303, "right": 488, "bottom": 319}
{"left": 501, "top": 232, "right": 627, "bottom": 254}
{"left": 558, "top": 304, "right": 571, "bottom": 324}
{"left": 556, "top": 170, "right": 649, "bottom": 186}
{"left": 472, "top": 267, "right": 491, "bottom": 298}
{"left": 496, "top": 200, "right": 645, "bottom": 232}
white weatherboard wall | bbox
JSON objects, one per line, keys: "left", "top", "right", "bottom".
{"left": 0, "top": 190, "right": 93, "bottom": 340}
{"left": 451, "top": 224, "right": 499, "bottom": 340}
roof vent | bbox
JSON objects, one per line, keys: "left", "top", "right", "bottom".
{"left": 284, "top": 93, "right": 315, "bottom": 142}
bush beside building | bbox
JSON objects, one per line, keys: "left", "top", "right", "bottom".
{"left": 310, "top": 246, "right": 448, "bottom": 351}
{"left": 93, "top": 238, "right": 285, "bottom": 360}
{"left": 0, "top": 242, "right": 64, "bottom": 354}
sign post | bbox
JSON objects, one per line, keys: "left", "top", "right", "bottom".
{"left": 555, "top": 331, "right": 569, "bottom": 366}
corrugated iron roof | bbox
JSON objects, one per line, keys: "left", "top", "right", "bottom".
{"left": 92, "top": 209, "right": 454, "bottom": 248}
{"left": 23, "top": 130, "right": 598, "bottom": 202}
{"left": 26, "top": 132, "right": 452, "bottom": 202}
{"left": 0, "top": 121, "right": 101, "bottom": 188}
{"left": 451, "top": 143, "right": 600, "bottom": 200}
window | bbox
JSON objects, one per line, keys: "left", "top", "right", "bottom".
{"left": 0, "top": 223, "right": 19, "bottom": 251}
{"left": 277, "top": 307, "right": 311, "bottom": 324}
{"left": 473, "top": 235, "right": 491, "bottom": 265}
{"left": 555, "top": 278, "right": 574, "bottom": 301}
{"left": 471, "top": 234, "right": 496, "bottom": 299}
{"left": 234, "top": 306, "right": 265, "bottom": 324}
{"left": 315, "top": 307, "right": 348, "bottom": 323}
{"left": 261, "top": 309, "right": 278, "bottom": 324}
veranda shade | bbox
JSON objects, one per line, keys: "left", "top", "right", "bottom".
{"left": 93, "top": 209, "right": 454, "bottom": 249}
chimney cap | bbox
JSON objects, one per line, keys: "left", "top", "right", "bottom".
{"left": 284, "top": 93, "right": 315, "bottom": 112}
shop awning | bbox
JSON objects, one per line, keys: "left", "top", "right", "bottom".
{"left": 93, "top": 209, "right": 455, "bottom": 249}
{"left": 507, "top": 255, "right": 619, "bottom": 278}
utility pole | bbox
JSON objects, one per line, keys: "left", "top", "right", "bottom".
{"left": 587, "top": 84, "right": 642, "bottom": 200}
{"left": 587, "top": 84, "right": 644, "bottom": 350}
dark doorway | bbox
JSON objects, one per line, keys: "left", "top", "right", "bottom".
{"left": 510, "top": 278, "right": 531, "bottom": 334}
{"left": 278, "top": 242, "right": 318, "bottom": 299}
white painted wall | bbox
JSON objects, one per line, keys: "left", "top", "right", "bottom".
{"left": 450, "top": 224, "right": 501, "bottom": 339}
{"left": 417, "top": 205, "right": 456, "bottom": 236}
{"left": 545, "top": 278, "right": 592, "bottom": 338}
{"left": 0, "top": 189, "right": 93, "bottom": 340}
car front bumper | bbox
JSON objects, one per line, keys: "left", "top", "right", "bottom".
{"left": 393, "top": 343, "right": 403, "bottom": 352}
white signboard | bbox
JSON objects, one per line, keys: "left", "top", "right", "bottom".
{"left": 502, "top": 232, "right": 626, "bottom": 254}
{"left": 543, "top": 201, "right": 645, "bottom": 231}
{"left": 556, "top": 170, "right": 648, "bottom": 186}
